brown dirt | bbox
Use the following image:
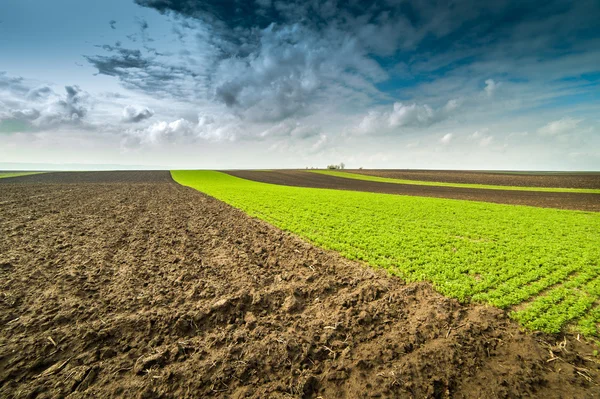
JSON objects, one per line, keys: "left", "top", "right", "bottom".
{"left": 225, "top": 170, "right": 600, "bottom": 212}
{"left": 348, "top": 169, "right": 600, "bottom": 189}
{"left": 1, "top": 171, "right": 599, "bottom": 399}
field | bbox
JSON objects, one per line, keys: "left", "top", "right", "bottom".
{"left": 1, "top": 171, "right": 600, "bottom": 398}
{"left": 0, "top": 172, "right": 44, "bottom": 179}
{"left": 346, "top": 169, "right": 600, "bottom": 189}
{"left": 226, "top": 170, "right": 600, "bottom": 211}
{"left": 173, "top": 171, "right": 600, "bottom": 335}
{"left": 311, "top": 170, "right": 600, "bottom": 194}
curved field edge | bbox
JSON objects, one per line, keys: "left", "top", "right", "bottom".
{"left": 171, "top": 170, "right": 600, "bottom": 336}
{"left": 0, "top": 172, "right": 45, "bottom": 179}
{"left": 311, "top": 170, "right": 600, "bottom": 194}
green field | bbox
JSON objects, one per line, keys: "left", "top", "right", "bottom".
{"left": 172, "top": 170, "right": 600, "bottom": 335}
{"left": 312, "top": 170, "right": 600, "bottom": 194}
{"left": 0, "top": 172, "right": 44, "bottom": 179}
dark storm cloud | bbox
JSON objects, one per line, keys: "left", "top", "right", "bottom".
{"left": 86, "top": 46, "right": 150, "bottom": 75}
{"left": 85, "top": 45, "right": 204, "bottom": 100}
{"left": 134, "top": 0, "right": 597, "bottom": 56}
{"left": 137, "top": 18, "right": 149, "bottom": 31}
{"left": 128, "top": 0, "right": 599, "bottom": 123}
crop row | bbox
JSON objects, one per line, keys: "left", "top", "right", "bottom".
{"left": 0, "top": 172, "right": 44, "bottom": 179}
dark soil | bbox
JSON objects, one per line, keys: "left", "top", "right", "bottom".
{"left": 226, "top": 170, "right": 600, "bottom": 212}
{"left": 1, "top": 171, "right": 599, "bottom": 398}
{"left": 348, "top": 169, "right": 600, "bottom": 189}
{"left": 0, "top": 171, "right": 168, "bottom": 185}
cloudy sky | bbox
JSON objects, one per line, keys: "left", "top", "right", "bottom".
{"left": 1, "top": 0, "right": 599, "bottom": 170}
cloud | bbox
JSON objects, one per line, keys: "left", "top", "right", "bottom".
{"left": 122, "top": 105, "right": 154, "bottom": 123}
{"left": 26, "top": 86, "right": 53, "bottom": 101}
{"left": 0, "top": 78, "right": 91, "bottom": 131}
{"left": 145, "top": 119, "right": 194, "bottom": 142}
{"left": 355, "top": 98, "right": 461, "bottom": 135}
{"left": 258, "top": 120, "right": 321, "bottom": 140}
{"left": 484, "top": 79, "right": 499, "bottom": 97}
{"left": 124, "top": 113, "right": 240, "bottom": 146}
{"left": 538, "top": 117, "right": 582, "bottom": 136}
{"left": 471, "top": 129, "right": 494, "bottom": 146}
{"left": 389, "top": 103, "right": 436, "bottom": 128}
{"left": 0, "top": 72, "right": 30, "bottom": 96}
{"left": 109, "top": 20, "right": 117, "bottom": 30}
{"left": 137, "top": 18, "right": 149, "bottom": 31}
{"left": 9, "top": 108, "right": 41, "bottom": 121}
{"left": 440, "top": 133, "right": 453, "bottom": 145}
{"left": 34, "top": 86, "right": 89, "bottom": 126}
{"left": 311, "top": 134, "right": 329, "bottom": 152}
{"left": 79, "top": 0, "right": 596, "bottom": 140}
{"left": 210, "top": 22, "right": 387, "bottom": 122}
{"left": 85, "top": 45, "right": 204, "bottom": 100}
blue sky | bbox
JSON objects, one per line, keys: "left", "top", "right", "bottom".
{"left": 1, "top": 0, "right": 599, "bottom": 170}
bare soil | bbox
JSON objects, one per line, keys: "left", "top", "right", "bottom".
{"left": 1, "top": 171, "right": 599, "bottom": 398}
{"left": 226, "top": 170, "right": 600, "bottom": 212}
{"left": 348, "top": 169, "right": 600, "bottom": 189}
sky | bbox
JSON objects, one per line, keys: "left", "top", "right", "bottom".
{"left": 1, "top": 0, "right": 599, "bottom": 170}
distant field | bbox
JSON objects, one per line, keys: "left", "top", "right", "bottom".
{"left": 344, "top": 169, "right": 600, "bottom": 189}
{"left": 0, "top": 172, "right": 44, "bottom": 179}
{"left": 227, "top": 170, "right": 600, "bottom": 211}
{"left": 172, "top": 170, "right": 600, "bottom": 336}
{"left": 313, "top": 170, "right": 600, "bottom": 194}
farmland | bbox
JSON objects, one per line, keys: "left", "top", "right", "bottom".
{"left": 2, "top": 171, "right": 600, "bottom": 398}
{"left": 0, "top": 172, "right": 44, "bottom": 179}
{"left": 346, "top": 169, "right": 600, "bottom": 189}
{"left": 227, "top": 170, "right": 600, "bottom": 211}
{"left": 312, "top": 170, "right": 600, "bottom": 194}
{"left": 172, "top": 170, "right": 600, "bottom": 335}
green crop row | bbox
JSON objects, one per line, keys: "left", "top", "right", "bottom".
{"left": 311, "top": 170, "right": 600, "bottom": 194}
{"left": 172, "top": 170, "right": 600, "bottom": 336}
{"left": 0, "top": 172, "right": 44, "bottom": 179}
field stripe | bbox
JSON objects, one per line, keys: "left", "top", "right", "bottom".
{"left": 0, "top": 172, "right": 45, "bottom": 179}
{"left": 311, "top": 170, "right": 600, "bottom": 194}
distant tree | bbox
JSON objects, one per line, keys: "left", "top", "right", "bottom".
{"left": 359, "top": 167, "right": 363, "bottom": 170}
{"left": 327, "top": 163, "right": 345, "bottom": 170}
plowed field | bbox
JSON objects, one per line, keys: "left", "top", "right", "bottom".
{"left": 2, "top": 171, "right": 599, "bottom": 398}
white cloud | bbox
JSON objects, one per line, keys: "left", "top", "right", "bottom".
{"left": 484, "top": 79, "right": 499, "bottom": 97}
{"left": 122, "top": 105, "right": 154, "bottom": 123}
{"left": 471, "top": 128, "right": 494, "bottom": 147}
{"left": 355, "top": 98, "right": 461, "bottom": 135}
{"left": 311, "top": 134, "right": 329, "bottom": 152}
{"left": 145, "top": 119, "right": 195, "bottom": 142}
{"left": 258, "top": 120, "right": 321, "bottom": 140}
{"left": 196, "top": 115, "right": 239, "bottom": 141}
{"left": 440, "top": 133, "right": 453, "bottom": 144}
{"left": 537, "top": 117, "right": 582, "bottom": 136}
{"left": 124, "top": 113, "right": 241, "bottom": 146}
{"left": 389, "top": 102, "right": 435, "bottom": 127}
{"left": 0, "top": 76, "right": 91, "bottom": 130}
